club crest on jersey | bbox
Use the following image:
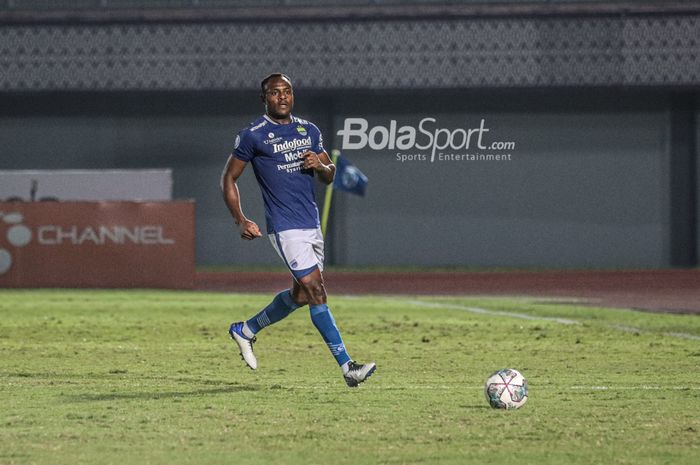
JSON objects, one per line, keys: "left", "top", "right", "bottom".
{"left": 296, "top": 126, "right": 307, "bottom": 136}
{"left": 268, "top": 132, "right": 275, "bottom": 138}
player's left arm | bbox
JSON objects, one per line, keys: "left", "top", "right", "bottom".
{"left": 301, "top": 123, "right": 335, "bottom": 185}
{"left": 302, "top": 150, "right": 335, "bottom": 185}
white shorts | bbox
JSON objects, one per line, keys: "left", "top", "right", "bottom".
{"left": 269, "top": 228, "right": 324, "bottom": 279}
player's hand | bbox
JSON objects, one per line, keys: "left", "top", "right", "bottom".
{"left": 302, "top": 151, "right": 325, "bottom": 172}
{"left": 238, "top": 219, "right": 262, "bottom": 240}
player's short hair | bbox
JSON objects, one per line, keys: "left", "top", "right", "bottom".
{"left": 260, "top": 73, "right": 292, "bottom": 95}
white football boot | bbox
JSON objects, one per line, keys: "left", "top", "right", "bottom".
{"left": 228, "top": 322, "right": 257, "bottom": 370}
{"left": 343, "top": 361, "right": 377, "bottom": 387}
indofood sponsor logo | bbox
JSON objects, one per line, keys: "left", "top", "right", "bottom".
{"left": 272, "top": 137, "right": 311, "bottom": 154}
{"left": 337, "top": 117, "right": 516, "bottom": 163}
{"left": 0, "top": 211, "right": 175, "bottom": 275}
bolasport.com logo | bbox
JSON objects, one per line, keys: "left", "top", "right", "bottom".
{"left": 337, "top": 117, "right": 516, "bottom": 163}
{"left": 0, "top": 211, "right": 175, "bottom": 276}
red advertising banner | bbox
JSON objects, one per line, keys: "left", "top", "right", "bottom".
{"left": 0, "top": 201, "right": 195, "bottom": 289}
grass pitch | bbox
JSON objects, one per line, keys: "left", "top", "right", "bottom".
{"left": 1, "top": 290, "right": 699, "bottom": 465}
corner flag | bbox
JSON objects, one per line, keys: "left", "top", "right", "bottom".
{"left": 333, "top": 154, "right": 368, "bottom": 197}
{"left": 320, "top": 150, "right": 368, "bottom": 236}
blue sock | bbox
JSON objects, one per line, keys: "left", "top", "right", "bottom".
{"left": 246, "top": 290, "right": 300, "bottom": 334}
{"left": 309, "top": 303, "right": 352, "bottom": 366}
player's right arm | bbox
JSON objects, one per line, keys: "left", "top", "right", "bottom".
{"left": 221, "top": 155, "right": 262, "bottom": 240}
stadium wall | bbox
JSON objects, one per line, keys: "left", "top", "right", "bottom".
{"left": 0, "top": 89, "right": 694, "bottom": 268}
{"left": 1, "top": 13, "right": 699, "bottom": 90}
{"left": 329, "top": 90, "right": 673, "bottom": 268}
{"left": 0, "top": 5, "right": 698, "bottom": 268}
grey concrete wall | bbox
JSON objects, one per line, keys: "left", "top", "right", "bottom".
{"left": 0, "top": 90, "right": 684, "bottom": 268}
{"left": 2, "top": 13, "right": 699, "bottom": 90}
{"left": 330, "top": 91, "right": 671, "bottom": 268}
{"left": 0, "top": 93, "right": 315, "bottom": 267}
{"left": 696, "top": 103, "right": 700, "bottom": 262}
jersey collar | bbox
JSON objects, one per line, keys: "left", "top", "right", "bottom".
{"left": 263, "top": 114, "right": 296, "bottom": 125}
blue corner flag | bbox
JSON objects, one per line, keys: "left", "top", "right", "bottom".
{"left": 333, "top": 155, "right": 368, "bottom": 196}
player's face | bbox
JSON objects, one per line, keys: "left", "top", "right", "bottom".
{"left": 263, "top": 77, "right": 294, "bottom": 121}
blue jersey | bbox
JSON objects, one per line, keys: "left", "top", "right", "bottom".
{"left": 233, "top": 114, "right": 325, "bottom": 234}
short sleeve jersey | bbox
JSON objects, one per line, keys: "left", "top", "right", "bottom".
{"left": 233, "top": 114, "right": 325, "bottom": 234}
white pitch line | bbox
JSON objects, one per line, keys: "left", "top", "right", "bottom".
{"left": 608, "top": 324, "right": 700, "bottom": 341}
{"left": 263, "top": 385, "right": 700, "bottom": 391}
{"left": 570, "top": 385, "right": 700, "bottom": 391}
{"left": 395, "top": 299, "right": 700, "bottom": 341}
{"left": 607, "top": 324, "right": 642, "bottom": 333}
{"left": 664, "top": 332, "right": 700, "bottom": 341}
{"left": 397, "top": 299, "right": 579, "bottom": 325}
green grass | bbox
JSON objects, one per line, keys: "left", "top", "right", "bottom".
{"left": 1, "top": 290, "right": 699, "bottom": 465}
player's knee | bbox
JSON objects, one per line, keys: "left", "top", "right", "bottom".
{"left": 291, "top": 287, "right": 308, "bottom": 306}
{"left": 300, "top": 278, "right": 326, "bottom": 304}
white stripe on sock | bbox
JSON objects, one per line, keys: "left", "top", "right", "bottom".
{"left": 257, "top": 311, "right": 271, "bottom": 328}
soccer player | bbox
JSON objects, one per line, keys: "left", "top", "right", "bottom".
{"left": 221, "top": 73, "right": 376, "bottom": 387}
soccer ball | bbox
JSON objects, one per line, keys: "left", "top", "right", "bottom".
{"left": 484, "top": 368, "right": 528, "bottom": 409}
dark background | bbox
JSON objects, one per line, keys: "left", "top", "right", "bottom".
{"left": 1, "top": 0, "right": 697, "bottom": 268}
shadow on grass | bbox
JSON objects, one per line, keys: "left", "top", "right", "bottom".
{"left": 64, "top": 384, "right": 261, "bottom": 402}
{"left": 3, "top": 371, "right": 257, "bottom": 386}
